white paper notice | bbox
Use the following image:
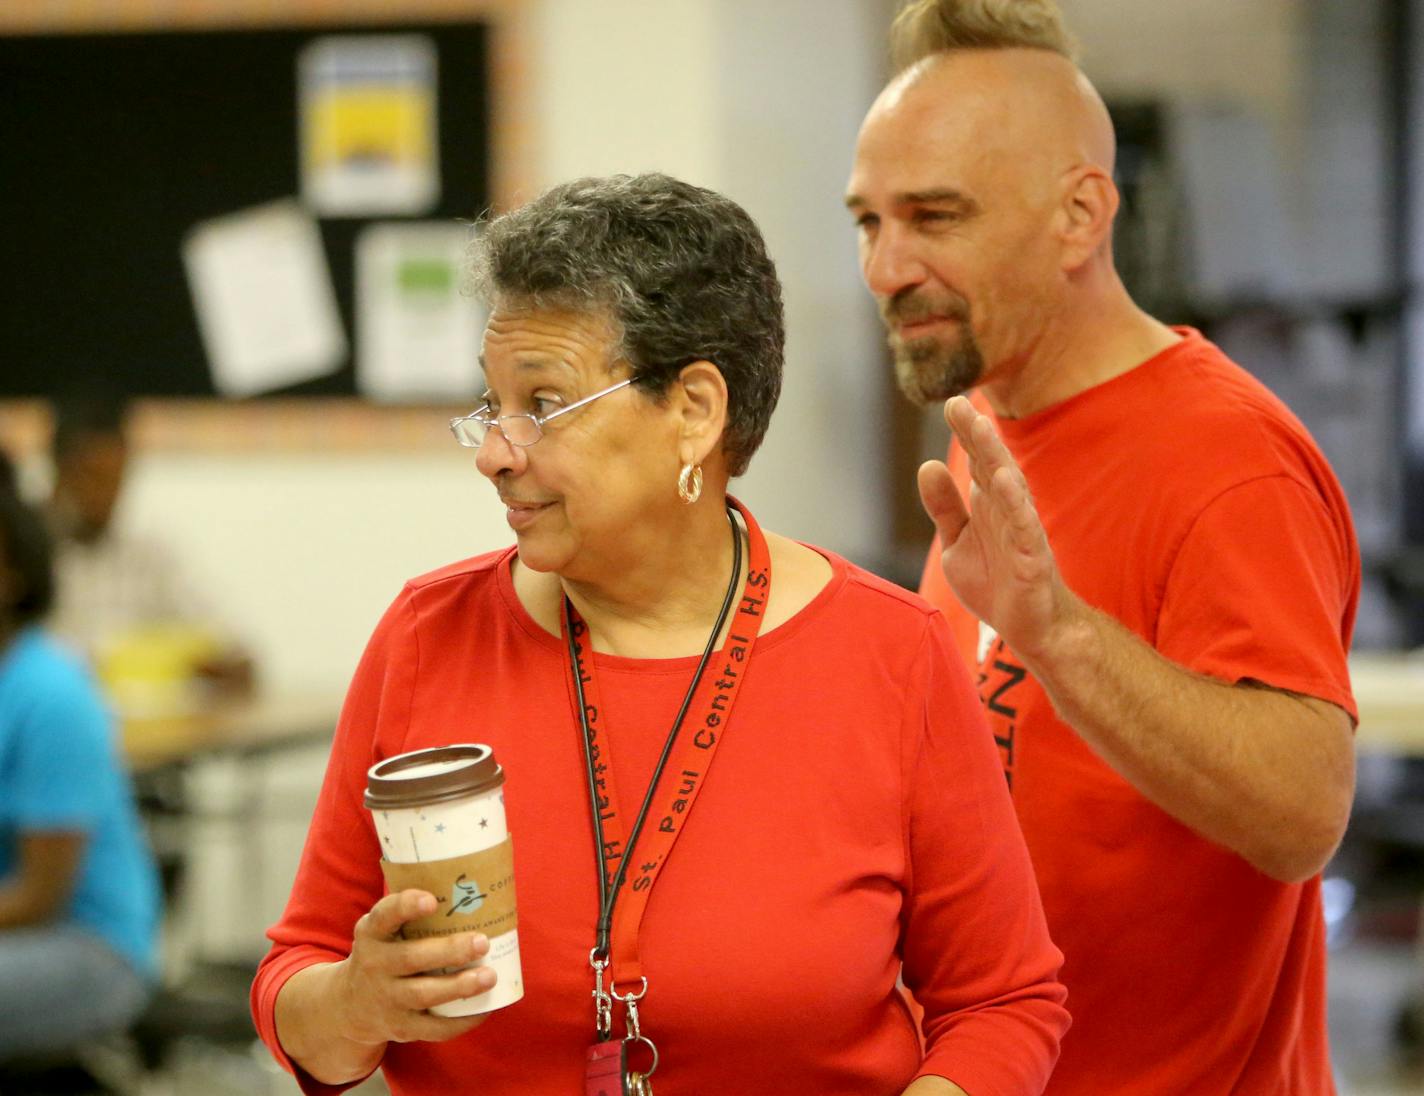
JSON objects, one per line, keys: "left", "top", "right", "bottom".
{"left": 183, "top": 201, "right": 347, "bottom": 397}
{"left": 300, "top": 35, "right": 439, "bottom": 218}
{"left": 355, "top": 222, "right": 484, "bottom": 402}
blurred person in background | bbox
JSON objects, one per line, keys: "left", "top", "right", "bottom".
{"left": 847, "top": 1, "right": 1359, "bottom": 1091}
{"left": 0, "top": 451, "right": 162, "bottom": 1062}
{"left": 46, "top": 394, "right": 253, "bottom": 701}
{"left": 253, "top": 173, "right": 1069, "bottom": 1095}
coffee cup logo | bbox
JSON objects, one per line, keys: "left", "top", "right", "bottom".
{"left": 449, "top": 873, "right": 485, "bottom": 916}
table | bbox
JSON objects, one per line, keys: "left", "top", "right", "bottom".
{"left": 1347, "top": 651, "right": 1424, "bottom": 1053}
{"left": 122, "top": 690, "right": 344, "bottom": 773}
{"left": 121, "top": 690, "right": 344, "bottom": 975}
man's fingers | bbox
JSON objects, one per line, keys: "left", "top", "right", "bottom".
{"left": 944, "top": 394, "right": 978, "bottom": 438}
{"left": 946, "top": 396, "right": 1021, "bottom": 495}
{"left": 918, "top": 460, "right": 969, "bottom": 545}
{"left": 998, "top": 467, "right": 1040, "bottom": 532}
{"left": 992, "top": 466, "right": 1054, "bottom": 578}
{"left": 991, "top": 467, "right": 1031, "bottom": 552}
{"left": 945, "top": 396, "right": 1039, "bottom": 536}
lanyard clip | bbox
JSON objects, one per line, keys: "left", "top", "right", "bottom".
{"left": 589, "top": 948, "right": 614, "bottom": 1040}
{"left": 612, "top": 977, "right": 658, "bottom": 1084}
{"left": 614, "top": 979, "right": 645, "bottom": 1039}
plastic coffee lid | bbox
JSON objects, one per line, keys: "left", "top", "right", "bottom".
{"left": 364, "top": 744, "right": 505, "bottom": 810}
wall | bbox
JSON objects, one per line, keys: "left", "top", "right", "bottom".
{"left": 1063, "top": 0, "right": 1302, "bottom": 127}
{"left": 5, "top": 0, "right": 891, "bottom": 699}
{"left": 1066, "top": 0, "right": 1397, "bottom": 301}
{"left": 521, "top": 0, "right": 893, "bottom": 574}
{"left": 712, "top": 0, "right": 892, "bottom": 573}
{"left": 125, "top": 449, "right": 502, "bottom": 692}
{"left": 11, "top": 1, "right": 1346, "bottom": 696}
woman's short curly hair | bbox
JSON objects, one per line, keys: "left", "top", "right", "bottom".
{"left": 466, "top": 173, "right": 785, "bottom": 477}
{"left": 890, "top": 0, "right": 1079, "bottom": 72}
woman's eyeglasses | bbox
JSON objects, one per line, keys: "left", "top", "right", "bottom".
{"left": 449, "top": 377, "right": 634, "bottom": 448}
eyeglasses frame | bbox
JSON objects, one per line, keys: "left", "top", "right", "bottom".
{"left": 449, "top": 376, "right": 636, "bottom": 448}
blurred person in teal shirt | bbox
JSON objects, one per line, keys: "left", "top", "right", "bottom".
{"left": 0, "top": 452, "right": 161, "bottom": 1059}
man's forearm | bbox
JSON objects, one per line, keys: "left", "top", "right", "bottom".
{"left": 1022, "top": 594, "right": 1354, "bottom": 882}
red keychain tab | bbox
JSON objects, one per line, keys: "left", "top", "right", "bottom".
{"left": 585, "top": 1040, "right": 625, "bottom": 1096}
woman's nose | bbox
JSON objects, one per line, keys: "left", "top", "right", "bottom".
{"left": 474, "top": 424, "right": 527, "bottom": 479}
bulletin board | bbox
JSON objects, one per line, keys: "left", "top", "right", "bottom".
{"left": 0, "top": 22, "right": 491, "bottom": 399}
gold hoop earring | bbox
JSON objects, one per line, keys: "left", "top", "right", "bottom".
{"left": 677, "top": 462, "right": 703, "bottom": 504}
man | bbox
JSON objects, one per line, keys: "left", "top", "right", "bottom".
{"left": 46, "top": 396, "right": 253, "bottom": 694}
{"left": 846, "top": 2, "right": 1358, "bottom": 1091}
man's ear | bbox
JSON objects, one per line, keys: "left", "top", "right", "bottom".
{"left": 1056, "top": 165, "right": 1119, "bottom": 271}
{"left": 675, "top": 360, "right": 730, "bottom": 467}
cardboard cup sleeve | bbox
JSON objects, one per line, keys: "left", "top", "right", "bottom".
{"left": 380, "top": 836, "right": 518, "bottom": 942}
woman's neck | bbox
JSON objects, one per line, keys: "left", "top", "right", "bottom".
{"left": 518, "top": 502, "right": 746, "bottom": 659}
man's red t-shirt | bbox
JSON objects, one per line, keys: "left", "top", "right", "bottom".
{"left": 920, "top": 329, "right": 1359, "bottom": 1093}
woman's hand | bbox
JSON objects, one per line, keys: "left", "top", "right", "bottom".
{"left": 274, "top": 889, "right": 496, "bottom": 1085}
{"left": 335, "top": 888, "right": 496, "bottom": 1044}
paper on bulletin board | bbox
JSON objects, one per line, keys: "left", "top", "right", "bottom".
{"left": 299, "top": 35, "right": 439, "bottom": 217}
{"left": 355, "top": 221, "right": 485, "bottom": 402}
{"left": 182, "top": 200, "right": 347, "bottom": 397}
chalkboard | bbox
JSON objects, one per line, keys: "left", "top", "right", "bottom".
{"left": 0, "top": 23, "right": 490, "bottom": 398}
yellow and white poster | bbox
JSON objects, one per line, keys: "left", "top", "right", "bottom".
{"left": 299, "top": 35, "right": 439, "bottom": 217}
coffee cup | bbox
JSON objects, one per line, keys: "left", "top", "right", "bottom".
{"left": 364, "top": 744, "right": 523, "bottom": 1016}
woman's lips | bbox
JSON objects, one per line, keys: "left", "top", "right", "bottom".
{"left": 501, "top": 498, "right": 553, "bottom": 530}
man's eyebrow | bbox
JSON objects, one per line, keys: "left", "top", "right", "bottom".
{"left": 845, "top": 188, "right": 980, "bottom": 213}
{"left": 902, "top": 188, "right": 979, "bottom": 211}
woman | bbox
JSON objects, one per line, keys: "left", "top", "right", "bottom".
{"left": 253, "top": 174, "right": 1068, "bottom": 1095}
{"left": 0, "top": 454, "right": 161, "bottom": 1062}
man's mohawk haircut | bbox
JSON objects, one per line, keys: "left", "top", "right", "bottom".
{"left": 889, "top": 0, "right": 1079, "bottom": 71}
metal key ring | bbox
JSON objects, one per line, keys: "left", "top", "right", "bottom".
{"left": 610, "top": 977, "right": 648, "bottom": 1003}
{"left": 623, "top": 1033, "right": 659, "bottom": 1077}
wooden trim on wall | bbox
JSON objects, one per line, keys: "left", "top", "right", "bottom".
{"left": 0, "top": 398, "right": 470, "bottom": 456}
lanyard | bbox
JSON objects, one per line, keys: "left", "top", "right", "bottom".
{"left": 562, "top": 497, "right": 771, "bottom": 1018}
